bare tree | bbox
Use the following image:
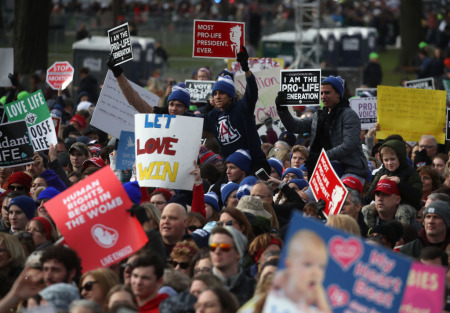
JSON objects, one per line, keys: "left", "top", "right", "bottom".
{"left": 398, "top": 0, "right": 424, "bottom": 68}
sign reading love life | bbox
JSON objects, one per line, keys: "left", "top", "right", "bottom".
{"left": 4, "top": 90, "right": 57, "bottom": 152}
{"left": 193, "top": 20, "right": 245, "bottom": 58}
{"left": 135, "top": 114, "right": 203, "bottom": 190}
{"left": 45, "top": 166, "right": 148, "bottom": 272}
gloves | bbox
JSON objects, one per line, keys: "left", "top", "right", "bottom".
{"left": 237, "top": 46, "right": 249, "bottom": 72}
{"left": 8, "top": 73, "right": 18, "bottom": 87}
{"left": 126, "top": 204, "right": 149, "bottom": 225}
{"left": 275, "top": 91, "right": 288, "bottom": 111}
{"left": 106, "top": 54, "right": 124, "bottom": 77}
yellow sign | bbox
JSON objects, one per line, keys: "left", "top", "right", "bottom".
{"left": 377, "top": 86, "right": 446, "bottom": 144}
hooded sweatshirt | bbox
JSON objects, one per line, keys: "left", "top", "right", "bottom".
{"left": 366, "top": 139, "right": 423, "bottom": 210}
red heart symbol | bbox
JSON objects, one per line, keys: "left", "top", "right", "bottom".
{"left": 329, "top": 236, "right": 363, "bottom": 271}
{"left": 327, "top": 284, "right": 349, "bottom": 307}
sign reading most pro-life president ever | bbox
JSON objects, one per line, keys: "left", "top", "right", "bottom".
{"left": 193, "top": 20, "right": 245, "bottom": 59}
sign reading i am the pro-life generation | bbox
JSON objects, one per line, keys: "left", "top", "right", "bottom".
{"left": 4, "top": 90, "right": 57, "bottom": 152}
{"left": 349, "top": 97, "right": 377, "bottom": 130}
{"left": 280, "top": 69, "right": 321, "bottom": 105}
{"left": 193, "top": 20, "right": 245, "bottom": 59}
{"left": 0, "top": 120, "right": 34, "bottom": 168}
{"left": 108, "top": 23, "right": 133, "bottom": 66}
{"left": 135, "top": 114, "right": 203, "bottom": 190}
{"left": 185, "top": 80, "right": 215, "bottom": 103}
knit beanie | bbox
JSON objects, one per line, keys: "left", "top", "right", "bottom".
{"left": 220, "top": 182, "right": 239, "bottom": 204}
{"left": 39, "top": 283, "right": 80, "bottom": 312}
{"left": 31, "top": 217, "right": 52, "bottom": 240}
{"left": 150, "top": 188, "right": 173, "bottom": 202}
{"left": 70, "top": 114, "right": 87, "bottom": 129}
{"left": 225, "top": 149, "right": 252, "bottom": 173}
{"left": 413, "top": 149, "right": 432, "bottom": 169}
{"left": 37, "top": 187, "right": 61, "bottom": 200}
{"left": 123, "top": 181, "right": 141, "bottom": 204}
{"left": 199, "top": 146, "right": 222, "bottom": 165}
{"left": 268, "top": 157, "right": 283, "bottom": 177}
{"left": 279, "top": 131, "right": 296, "bottom": 147}
{"left": 210, "top": 225, "right": 248, "bottom": 258}
{"left": 8, "top": 196, "right": 36, "bottom": 221}
{"left": 204, "top": 192, "right": 220, "bottom": 211}
{"left": 212, "top": 75, "right": 235, "bottom": 99}
{"left": 7, "top": 172, "right": 32, "bottom": 190}
{"left": 288, "top": 179, "right": 309, "bottom": 190}
{"left": 236, "top": 176, "right": 258, "bottom": 200}
{"left": 423, "top": 200, "right": 450, "bottom": 228}
{"left": 190, "top": 229, "right": 210, "bottom": 248}
{"left": 236, "top": 195, "right": 271, "bottom": 219}
{"left": 282, "top": 168, "right": 304, "bottom": 180}
{"left": 322, "top": 75, "right": 344, "bottom": 98}
{"left": 369, "top": 220, "right": 403, "bottom": 248}
{"left": 168, "top": 82, "right": 191, "bottom": 107}
{"left": 216, "top": 69, "right": 235, "bottom": 81}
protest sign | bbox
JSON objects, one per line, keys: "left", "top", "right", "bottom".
{"left": 135, "top": 114, "right": 203, "bottom": 190}
{"left": 185, "top": 80, "right": 215, "bottom": 103}
{"left": 91, "top": 71, "right": 159, "bottom": 138}
{"left": 280, "top": 69, "right": 321, "bottom": 105}
{"left": 355, "top": 88, "right": 377, "bottom": 97}
{"left": 108, "top": 23, "right": 133, "bottom": 66}
{"left": 46, "top": 61, "right": 74, "bottom": 90}
{"left": 443, "top": 79, "right": 450, "bottom": 103}
{"left": 0, "top": 48, "right": 13, "bottom": 87}
{"left": 116, "top": 131, "right": 135, "bottom": 170}
{"left": 193, "top": 20, "right": 245, "bottom": 59}
{"left": 45, "top": 166, "right": 148, "bottom": 271}
{"left": 309, "top": 149, "right": 348, "bottom": 217}
{"left": 377, "top": 86, "right": 446, "bottom": 144}
{"left": 227, "top": 57, "right": 284, "bottom": 76}
{"left": 52, "top": 116, "right": 61, "bottom": 138}
{"left": 447, "top": 108, "right": 450, "bottom": 141}
{"left": 262, "top": 212, "right": 412, "bottom": 313}
{"left": 0, "top": 120, "right": 33, "bottom": 168}
{"left": 405, "top": 77, "right": 435, "bottom": 90}
{"left": 399, "top": 262, "right": 446, "bottom": 313}
{"left": 349, "top": 97, "right": 377, "bottom": 130}
{"left": 4, "top": 90, "right": 57, "bottom": 151}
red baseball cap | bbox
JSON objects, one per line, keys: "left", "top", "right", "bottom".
{"left": 373, "top": 179, "right": 400, "bottom": 196}
{"left": 342, "top": 176, "right": 363, "bottom": 194}
{"left": 83, "top": 157, "right": 105, "bottom": 169}
{"left": 70, "top": 114, "right": 86, "bottom": 129}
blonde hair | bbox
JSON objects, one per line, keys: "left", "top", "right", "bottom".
{"left": 326, "top": 215, "right": 360, "bottom": 236}
{"left": 380, "top": 146, "right": 397, "bottom": 158}
{"left": 141, "top": 202, "right": 161, "bottom": 227}
{"left": 287, "top": 230, "right": 327, "bottom": 260}
{"left": 0, "top": 233, "right": 26, "bottom": 269}
{"left": 80, "top": 268, "right": 119, "bottom": 302}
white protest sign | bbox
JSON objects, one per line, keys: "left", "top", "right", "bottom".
{"left": 135, "top": 114, "right": 203, "bottom": 190}
{"left": 405, "top": 77, "right": 435, "bottom": 90}
{"left": 350, "top": 97, "right": 377, "bottom": 130}
{"left": 0, "top": 48, "right": 13, "bottom": 87}
{"left": 91, "top": 70, "right": 159, "bottom": 138}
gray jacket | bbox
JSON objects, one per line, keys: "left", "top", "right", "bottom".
{"left": 278, "top": 107, "right": 369, "bottom": 178}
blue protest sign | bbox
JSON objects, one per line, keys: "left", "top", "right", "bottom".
{"left": 116, "top": 131, "right": 135, "bottom": 170}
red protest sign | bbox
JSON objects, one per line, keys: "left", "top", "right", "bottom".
{"left": 45, "top": 166, "right": 148, "bottom": 271}
{"left": 46, "top": 61, "right": 74, "bottom": 90}
{"left": 309, "top": 149, "right": 348, "bottom": 217}
{"left": 193, "top": 20, "right": 245, "bottom": 59}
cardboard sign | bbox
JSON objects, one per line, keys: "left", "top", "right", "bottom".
{"left": 4, "top": 90, "right": 57, "bottom": 151}
{"left": 377, "top": 86, "right": 446, "bottom": 144}
{"left": 227, "top": 57, "right": 285, "bottom": 76}
{"left": 447, "top": 108, "right": 450, "bottom": 141}
{"left": 46, "top": 61, "right": 74, "bottom": 90}
{"left": 280, "top": 69, "right": 321, "bottom": 105}
{"left": 355, "top": 88, "right": 377, "bottom": 97}
{"left": 262, "top": 212, "right": 412, "bottom": 313}
{"left": 116, "top": 130, "right": 135, "bottom": 170}
{"left": 45, "top": 166, "right": 148, "bottom": 272}
{"left": 399, "top": 262, "right": 446, "bottom": 313}
{"left": 91, "top": 71, "right": 159, "bottom": 138}
{"left": 193, "top": 20, "right": 245, "bottom": 59}
{"left": 0, "top": 48, "right": 13, "bottom": 87}
{"left": 185, "top": 80, "right": 215, "bottom": 103}
{"left": 405, "top": 77, "right": 435, "bottom": 90}
{"left": 309, "top": 149, "right": 348, "bottom": 217}
{"left": 108, "top": 23, "right": 133, "bottom": 66}
{"left": 135, "top": 114, "right": 203, "bottom": 190}
{"left": 349, "top": 97, "right": 377, "bottom": 130}
{"left": 0, "top": 120, "right": 33, "bottom": 168}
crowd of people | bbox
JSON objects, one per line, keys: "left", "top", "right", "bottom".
{"left": 1, "top": 32, "right": 450, "bottom": 313}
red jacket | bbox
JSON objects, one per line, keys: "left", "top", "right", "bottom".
{"left": 138, "top": 293, "right": 169, "bottom": 313}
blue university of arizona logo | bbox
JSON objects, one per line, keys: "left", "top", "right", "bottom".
{"left": 217, "top": 115, "right": 241, "bottom": 145}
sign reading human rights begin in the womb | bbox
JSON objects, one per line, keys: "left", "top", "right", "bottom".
{"left": 193, "top": 20, "right": 245, "bottom": 59}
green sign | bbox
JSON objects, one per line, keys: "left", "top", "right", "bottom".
{"left": 5, "top": 90, "right": 50, "bottom": 125}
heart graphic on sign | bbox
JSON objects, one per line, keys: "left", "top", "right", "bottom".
{"left": 327, "top": 284, "right": 349, "bottom": 307}
{"left": 21, "top": 152, "right": 27, "bottom": 158}
{"left": 328, "top": 236, "right": 363, "bottom": 271}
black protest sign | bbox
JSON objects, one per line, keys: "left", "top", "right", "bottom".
{"left": 405, "top": 77, "right": 435, "bottom": 90}
{"left": 108, "top": 23, "right": 133, "bottom": 66}
{"left": 0, "top": 120, "right": 34, "bottom": 167}
{"left": 185, "top": 80, "right": 215, "bottom": 103}
{"left": 280, "top": 69, "right": 321, "bottom": 105}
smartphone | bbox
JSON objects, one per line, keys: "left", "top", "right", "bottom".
{"left": 255, "top": 168, "right": 271, "bottom": 181}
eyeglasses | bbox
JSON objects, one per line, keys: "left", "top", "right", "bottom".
{"left": 151, "top": 201, "right": 167, "bottom": 206}
{"left": 80, "top": 281, "right": 97, "bottom": 291}
{"left": 8, "top": 185, "right": 25, "bottom": 191}
{"left": 419, "top": 145, "right": 436, "bottom": 149}
{"left": 194, "top": 267, "right": 212, "bottom": 275}
{"left": 209, "top": 242, "right": 233, "bottom": 252}
{"left": 170, "top": 260, "right": 190, "bottom": 269}
{"left": 188, "top": 225, "right": 200, "bottom": 232}
{"left": 216, "top": 220, "right": 234, "bottom": 227}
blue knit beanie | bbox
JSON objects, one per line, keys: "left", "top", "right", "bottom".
{"left": 168, "top": 82, "right": 191, "bottom": 107}
{"left": 322, "top": 75, "right": 344, "bottom": 98}
{"left": 123, "top": 181, "right": 141, "bottom": 204}
{"left": 288, "top": 179, "right": 309, "bottom": 190}
{"left": 221, "top": 182, "right": 239, "bottom": 204}
{"left": 236, "top": 176, "right": 258, "bottom": 200}
{"left": 216, "top": 69, "right": 235, "bottom": 81}
{"left": 282, "top": 167, "right": 304, "bottom": 180}
{"left": 204, "top": 192, "right": 220, "bottom": 211}
{"left": 212, "top": 75, "right": 235, "bottom": 99}
{"left": 37, "top": 187, "right": 61, "bottom": 200}
{"left": 268, "top": 157, "right": 283, "bottom": 177}
{"left": 225, "top": 149, "right": 252, "bottom": 173}
{"left": 8, "top": 196, "right": 36, "bottom": 221}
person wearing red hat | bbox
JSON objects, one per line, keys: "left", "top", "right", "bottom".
{"left": 69, "top": 114, "right": 87, "bottom": 133}
{"left": 82, "top": 157, "right": 106, "bottom": 170}
{"left": 6, "top": 172, "right": 33, "bottom": 194}
{"left": 26, "top": 216, "right": 56, "bottom": 250}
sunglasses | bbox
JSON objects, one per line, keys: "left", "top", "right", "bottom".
{"left": 188, "top": 225, "right": 200, "bottom": 232}
{"left": 209, "top": 242, "right": 233, "bottom": 252}
{"left": 170, "top": 260, "right": 190, "bottom": 269}
{"left": 216, "top": 220, "right": 234, "bottom": 227}
{"left": 8, "top": 185, "right": 25, "bottom": 191}
{"left": 80, "top": 281, "right": 97, "bottom": 292}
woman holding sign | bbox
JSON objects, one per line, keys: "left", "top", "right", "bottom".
{"left": 276, "top": 76, "right": 369, "bottom": 184}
